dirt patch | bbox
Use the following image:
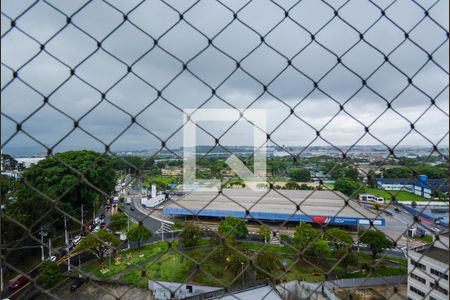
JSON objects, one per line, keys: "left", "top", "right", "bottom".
{"left": 335, "top": 284, "right": 407, "bottom": 300}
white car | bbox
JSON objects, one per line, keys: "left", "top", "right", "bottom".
{"left": 47, "top": 255, "right": 57, "bottom": 262}
{"left": 71, "top": 236, "right": 82, "bottom": 245}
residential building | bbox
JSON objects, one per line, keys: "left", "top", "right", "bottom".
{"left": 407, "top": 231, "right": 449, "bottom": 300}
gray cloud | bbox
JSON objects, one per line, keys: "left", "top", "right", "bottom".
{"left": 1, "top": 0, "right": 448, "bottom": 155}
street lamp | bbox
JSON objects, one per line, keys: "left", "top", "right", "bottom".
{"left": 241, "top": 262, "right": 244, "bottom": 285}
{"left": 39, "top": 227, "right": 48, "bottom": 261}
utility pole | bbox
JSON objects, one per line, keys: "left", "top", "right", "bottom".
{"left": 127, "top": 215, "right": 130, "bottom": 249}
{"left": 48, "top": 238, "right": 52, "bottom": 257}
{"left": 64, "top": 215, "right": 71, "bottom": 272}
{"left": 357, "top": 223, "right": 360, "bottom": 253}
{"left": 1, "top": 257, "right": 3, "bottom": 291}
{"left": 81, "top": 204, "right": 84, "bottom": 231}
{"left": 39, "top": 226, "right": 47, "bottom": 261}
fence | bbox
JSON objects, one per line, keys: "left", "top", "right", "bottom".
{"left": 1, "top": 0, "right": 449, "bottom": 299}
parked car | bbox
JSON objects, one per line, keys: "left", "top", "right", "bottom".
{"left": 71, "top": 236, "right": 82, "bottom": 245}
{"left": 47, "top": 255, "right": 57, "bottom": 262}
{"left": 9, "top": 275, "right": 29, "bottom": 289}
{"left": 70, "top": 277, "right": 86, "bottom": 291}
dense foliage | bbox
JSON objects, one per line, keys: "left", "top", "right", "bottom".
{"left": 4, "top": 151, "right": 116, "bottom": 234}
{"left": 128, "top": 223, "right": 152, "bottom": 248}
{"left": 218, "top": 216, "right": 248, "bottom": 239}
{"left": 383, "top": 166, "right": 447, "bottom": 179}
{"left": 334, "top": 177, "right": 365, "bottom": 197}
{"left": 77, "top": 228, "right": 121, "bottom": 261}
{"left": 289, "top": 168, "right": 311, "bottom": 182}
{"left": 38, "top": 260, "right": 63, "bottom": 287}
{"left": 180, "top": 223, "right": 203, "bottom": 248}
{"left": 110, "top": 212, "right": 128, "bottom": 232}
{"left": 257, "top": 225, "right": 272, "bottom": 243}
{"left": 360, "top": 230, "right": 393, "bottom": 259}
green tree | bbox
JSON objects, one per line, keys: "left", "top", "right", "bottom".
{"left": 128, "top": 223, "right": 152, "bottom": 248}
{"left": 13, "top": 151, "right": 115, "bottom": 227}
{"left": 289, "top": 168, "right": 311, "bottom": 182}
{"left": 285, "top": 181, "right": 300, "bottom": 190}
{"left": 312, "top": 240, "right": 332, "bottom": 258}
{"left": 330, "top": 166, "right": 358, "bottom": 181}
{"left": 226, "top": 249, "right": 247, "bottom": 274}
{"left": 367, "top": 169, "right": 378, "bottom": 188}
{"left": 218, "top": 216, "right": 248, "bottom": 239}
{"left": 38, "top": 260, "right": 63, "bottom": 288}
{"left": 360, "top": 230, "right": 393, "bottom": 259}
{"left": 110, "top": 212, "right": 128, "bottom": 232}
{"left": 416, "top": 166, "right": 447, "bottom": 179}
{"left": 293, "top": 222, "right": 319, "bottom": 252}
{"left": 180, "top": 223, "right": 203, "bottom": 248}
{"left": 383, "top": 167, "right": 412, "bottom": 178}
{"left": 299, "top": 183, "right": 313, "bottom": 190}
{"left": 325, "top": 228, "right": 353, "bottom": 249}
{"left": 255, "top": 250, "right": 279, "bottom": 278}
{"left": 334, "top": 177, "right": 364, "bottom": 197}
{"left": 257, "top": 225, "right": 272, "bottom": 243}
{"left": 111, "top": 156, "right": 155, "bottom": 173}
{"left": 77, "top": 228, "right": 121, "bottom": 261}
{"left": 334, "top": 247, "right": 358, "bottom": 272}
{"left": 0, "top": 174, "right": 17, "bottom": 200}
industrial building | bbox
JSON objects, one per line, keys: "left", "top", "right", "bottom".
{"left": 376, "top": 175, "right": 448, "bottom": 199}
{"left": 163, "top": 189, "right": 385, "bottom": 226}
{"left": 407, "top": 231, "right": 449, "bottom": 300}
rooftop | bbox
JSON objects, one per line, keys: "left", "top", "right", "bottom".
{"left": 164, "top": 189, "right": 384, "bottom": 226}
{"left": 416, "top": 246, "right": 450, "bottom": 264}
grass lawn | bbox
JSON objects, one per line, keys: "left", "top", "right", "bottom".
{"left": 324, "top": 183, "right": 335, "bottom": 190}
{"left": 242, "top": 242, "right": 294, "bottom": 255}
{"left": 365, "top": 188, "right": 429, "bottom": 202}
{"left": 278, "top": 257, "right": 325, "bottom": 283}
{"left": 340, "top": 266, "right": 407, "bottom": 279}
{"left": 123, "top": 270, "right": 149, "bottom": 288}
{"left": 385, "top": 256, "right": 408, "bottom": 266}
{"left": 190, "top": 258, "right": 237, "bottom": 286}
{"left": 357, "top": 253, "right": 408, "bottom": 267}
{"left": 147, "top": 253, "right": 193, "bottom": 282}
{"left": 84, "top": 240, "right": 407, "bottom": 287}
{"left": 123, "top": 252, "right": 193, "bottom": 286}
{"left": 82, "top": 242, "right": 169, "bottom": 279}
{"left": 143, "top": 176, "right": 178, "bottom": 187}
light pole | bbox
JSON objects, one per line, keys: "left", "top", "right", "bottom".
{"left": 64, "top": 215, "right": 71, "bottom": 272}
{"left": 81, "top": 204, "right": 84, "bottom": 231}
{"left": 241, "top": 262, "right": 244, "bottom": 285}
{"left": 127, "top": 215, "right": 130, "bottom": 249}
{"left": 39, "top": 226, "right": 48, "bottom": 261}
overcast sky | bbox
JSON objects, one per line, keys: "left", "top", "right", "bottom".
{"left": 1, "top": 0, "right": 449, "bottom": 156}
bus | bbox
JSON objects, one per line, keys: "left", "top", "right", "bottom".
{"left": 359, "top": 194, "right": 385, "bottom": 204}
